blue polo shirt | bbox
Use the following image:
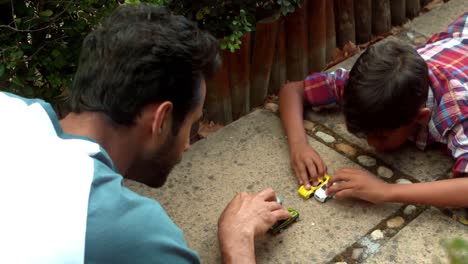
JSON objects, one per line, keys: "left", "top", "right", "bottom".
{"left": 0, "top": 92, "right": 199, "bottom": 263}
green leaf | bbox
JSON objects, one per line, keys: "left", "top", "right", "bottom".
{"left": 51, "top": 49, "right": 61, "bottom": 58}
{"left": 124, "top": 0, "right": 140, "bottom": 4}
{"left": 0, "top": 64, "right": 5, "bottom": 77}
{"left": 14, "top": 18, "right": 22, "bottom": 25}
{"left": 12, "top": 50, "right": 24, "bottom": 60}
{"left": 196, "top": 10, "right": 204, "bottom": 20}
{"left": 39, "top": 10, "right": 54, "bottom": 17}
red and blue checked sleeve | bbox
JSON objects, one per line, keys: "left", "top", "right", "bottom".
{"left": 447, "top": 121, "right": 468, "bottom": 178}
{"left": 453, "top": 154, "right": 468, "bottom": 178}
{"left": 303, "top": 68, "right": 349, "bottom": 109}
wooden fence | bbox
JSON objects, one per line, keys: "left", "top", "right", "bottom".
{"left": 205, "top": 0, "right": 429, "bottom": 125}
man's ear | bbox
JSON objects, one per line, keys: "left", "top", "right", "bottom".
{"left": 416, "top": 107, "right": 431, "bottom": 126}
{"left": 152, "top": 101, "right": 173, "bottom": 136}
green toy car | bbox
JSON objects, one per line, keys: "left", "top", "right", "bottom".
{"left": 270, "top": 208, "right": 299, "bottom": 234}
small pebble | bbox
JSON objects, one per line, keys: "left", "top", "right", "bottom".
{"left": 377, "top": 166, "right": 394, "bottom": 179}
{"left": 404, "top": 205, "right": 417, "bottom": 215}
{"left": 387, "top": 216, "right": 405, "bottom": 228}
{"left": 335, "top": 143, "right": 357, "bottom": 156}
{"left": 303, "top": 120, "right": 316, "bottom": 131}
{"left": 352, "top": 248, "right": 363, "bottom": 260}
{"left": 315, "top": 131, "right": 336, "bottom": 143}
{"left": 385, "top": 229, "right": 397, "bottom": 236}
{"left": 357, "top": 155, "right": 377, "bottom": 167}
{"left": 335, "top": 262, "right": 347, "bottom": 264}
{"left": 265, "top": 103, "right": 279, "bottom": 112}
{"left": 396, "top": 178, "right": 412, "bottom": 184}
{"left": 370, "top": 229, "right": 384, "bottom": 240}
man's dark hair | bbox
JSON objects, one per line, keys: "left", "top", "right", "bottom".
{"left": 68, "top": 4, "right": 220, "bottom": 133}
{"left": 343, "top": 40, "right": 429, "bottom": 134}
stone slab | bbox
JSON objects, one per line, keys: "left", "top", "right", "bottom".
{"left": 403, "top": 0, "right": 467, "bottom": 38}
{"left": 125, "top": 110, "right": 400, "bottom": 263}
{"left": 365, "top": 208, "right": 468, "bottom": 264}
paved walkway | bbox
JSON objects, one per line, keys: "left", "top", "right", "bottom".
{"left": 125, "top": 1, "right": 468, "bottom": 263}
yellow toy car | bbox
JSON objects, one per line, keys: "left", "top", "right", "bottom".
{"left": 298, "top": 173, "right": 330, "bottom": 199}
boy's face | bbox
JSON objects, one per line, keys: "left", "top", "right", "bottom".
{"left": 365, "top": 123, "right": 417, "bottom": 152}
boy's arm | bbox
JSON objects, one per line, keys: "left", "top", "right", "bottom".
{"left": 386, "top": 178, "right": 468, "bottom": 207}
{"left": 327, "top": 168, "right": 468, "bottom": 207}
{"left": 279, "top": 69, "right": 348, "bottom": 188}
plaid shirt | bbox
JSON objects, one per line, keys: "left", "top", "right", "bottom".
{"left": 303, "top": 13, "right": 468, "bottom": 177}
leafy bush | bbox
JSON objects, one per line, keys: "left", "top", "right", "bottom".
{"left": 0, "top": 0, "right": 119, "bottom": 103}
{"left": 0, "top": 0, "right": 301, "bottom": 103}
{"left": 440, "top": 238, "right": 468, "bottom": 264}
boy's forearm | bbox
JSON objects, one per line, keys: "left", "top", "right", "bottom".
{"left": 386, "top": 178, "right": 468, "bottom": 207}
{"left": 279, "top": 82, "right": 308, "bottom": 147}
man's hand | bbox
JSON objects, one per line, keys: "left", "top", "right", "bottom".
{"left": 327, "top": 168, "right": 389, "bottom": 204}
{"left": 290, "top": 143, "right": 327, "bottom": 189}
{"left": 218, "top": 188, "right": 291, "bottom": 264}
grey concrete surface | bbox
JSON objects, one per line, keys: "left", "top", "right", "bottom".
{"left": 403, "top": 0, "right": 467, "bottom": 38}
{"left": 126, "top": 110, "right": 401, "bottom": 263}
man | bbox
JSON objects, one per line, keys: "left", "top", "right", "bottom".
{"left": 0, "top": 4, "right": 290, "bottom": 263}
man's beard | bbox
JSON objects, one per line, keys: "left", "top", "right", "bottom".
{"left": 125, "top": 135, "right": 182, "bottom": 188}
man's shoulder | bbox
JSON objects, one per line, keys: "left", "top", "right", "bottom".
{"left": 85, "top": 165, "right": 199, "bottom": 263}
{"left": 88, "top": 166, "right": 180, "bottom": 238}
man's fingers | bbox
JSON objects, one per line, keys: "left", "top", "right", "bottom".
{"left": 271, "top": 208, "right": 292, "bottom": 221}
{"left": 266, "top": 201, "right": 283, "bottom": 211}
{"left": 257, "top": 188, "right": 276, "bottom": 201}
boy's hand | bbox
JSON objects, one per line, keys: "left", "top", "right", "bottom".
{"left": 327, "top": 168, "right": 389, "bottom": 204}
{"left": 290, "top": 143, "right": 327, "bottom": 189}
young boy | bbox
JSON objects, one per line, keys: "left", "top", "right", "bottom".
{"left": 279, "top": 13, "right": 468, "bottom": 209}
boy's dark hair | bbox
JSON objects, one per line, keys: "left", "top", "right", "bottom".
{"left": 68, "top": 4, "right": 220, "bottom": 133}
{"left": 343, "top": 40, "right": 429, "bottom": 134}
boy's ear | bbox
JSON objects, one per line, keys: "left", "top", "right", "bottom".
{"left": 416, "top": 108, "right": 431, "bottom": 125}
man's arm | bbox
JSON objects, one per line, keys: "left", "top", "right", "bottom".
{"left": 327, "top": 168, "right": 468, "bottom": 207}
{"left": 218, "top": 188, "right": 291, "bottom": 264}
{"left": 279, "top": 69, "right": 348, "bottom": 188}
